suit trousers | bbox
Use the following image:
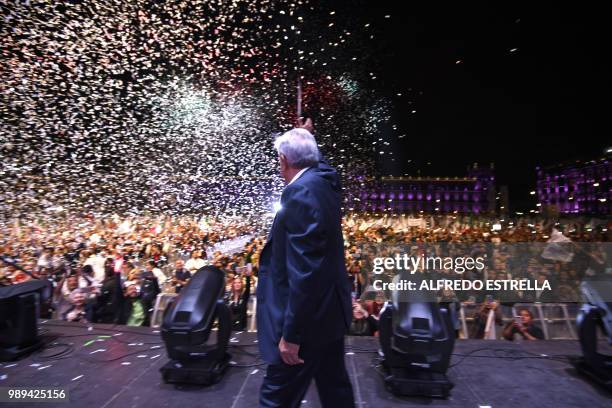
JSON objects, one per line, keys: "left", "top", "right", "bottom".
{"left": 259, "top": 337, "right": 355, "bottom": 408}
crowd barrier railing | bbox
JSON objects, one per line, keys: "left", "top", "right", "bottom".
{"left": 150, "top": 293, "right": 178, "bottom": 328}
{"left": 459, "top": 302, "right": 578, "bottom": 340}
{"left": 149, "top": 295, "right": 579, "bottom": 340}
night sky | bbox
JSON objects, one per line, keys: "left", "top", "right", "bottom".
{"left": 337, "top": 2, "right": 609, "bottom": 210}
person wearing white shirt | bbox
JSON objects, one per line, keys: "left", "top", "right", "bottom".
{"left": 185, "top": 250, "right": 207, "bottom": 273}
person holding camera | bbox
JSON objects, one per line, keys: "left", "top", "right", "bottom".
{"left": 470, "top": 297, "right": 503, "bottom": 339}
{"left": 503, "top": 308, "right": 544, "bottom": 341}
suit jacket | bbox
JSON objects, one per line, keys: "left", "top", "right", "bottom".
{"left": 256, "top": 160, "right": 352, "bottom": 364}
{"left": 94, "top": 275, "right": 121, "bottom": 323}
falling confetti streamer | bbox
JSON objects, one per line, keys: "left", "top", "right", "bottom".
{"left": 0, "top": 0, "right": 396, "bottom": 225}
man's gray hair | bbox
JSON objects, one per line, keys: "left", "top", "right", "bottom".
{"left": 274, "top": 128, "right": 320, "bottom": 169}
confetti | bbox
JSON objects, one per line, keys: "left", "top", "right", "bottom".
{"left": 71, "top": 375, "right": 84, "bottom": 381}
{"left": 0, "top": 0, "right": 391, "bottom": 221}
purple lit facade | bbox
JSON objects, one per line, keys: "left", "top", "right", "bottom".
{"left": 347, "top": 164, "right": 496, "bottom": 214}
{"left": 536, "top": 158, "right": 611, "bottom": 215}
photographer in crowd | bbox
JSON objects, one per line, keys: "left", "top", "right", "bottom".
{"left": 470, "top": 297, "right": 503, "bottom": 339}
{"left": 503, "top": 308, "right": 544, "bottom": 341}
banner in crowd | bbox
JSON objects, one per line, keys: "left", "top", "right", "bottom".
{"left": 207, "top": 234, "right": 254, "bottom": 258}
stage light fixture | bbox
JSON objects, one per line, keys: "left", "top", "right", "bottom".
{"left": 0, "top": 280, "right": 52, "bottom": 361}
{"left": 573, "top": 280, "right": 612, "bottom": 391}
{"left": 160, "top": 266, "right": 232, "bottom": 385}
{"left": 378, "top": 274, "right": 455, "bottom": 398}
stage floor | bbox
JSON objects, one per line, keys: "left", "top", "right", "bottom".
{"left": 0, "top": 320, "right": 610, "bottom": 407}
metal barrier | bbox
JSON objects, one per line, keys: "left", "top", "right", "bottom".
{"left": 459, "top": 302, "right": 578, "bottom": 340}
{"left": 459, "top": 302, "right": 481, "bottom": 339}
{"left": 513, "top": 303, "right": 577, "bottom": 340}
{"left": 149, "top": 295, "right": 579, "bottom": 339}
{"left": 149, "top": 291, "right": 258, "bottom": 330}
{"left": 247, "top": 297, "right": 257, "bottom": 332}
{"left": 150, "top": 293, "right": 178, "bottom": 328}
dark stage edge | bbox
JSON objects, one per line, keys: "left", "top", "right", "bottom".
{"left": 0, "top": 321, "right": 610, "bottom": 408}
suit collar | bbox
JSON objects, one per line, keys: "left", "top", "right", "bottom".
{"left": 287, "top": 166, "right": 311, "bottom": 186}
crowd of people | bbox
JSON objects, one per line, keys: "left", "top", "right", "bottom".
{"left": 344, "top": 214, "right": 609, "bottom": 301}
{"left": 342, "top": 214, "right": 608, "bottom": 340}
{"left": 0, "top": 213, "right": 609, "bottom": 341}
{"left": 0, "top": 214, "right": 264, "bottom": 328}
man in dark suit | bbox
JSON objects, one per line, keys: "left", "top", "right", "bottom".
{"left": 257, "top": 118, "right": 355, "bottom": 407}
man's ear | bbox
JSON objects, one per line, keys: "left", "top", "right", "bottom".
{"left": 279, "top": 154, "right": 288, "bottom": 169}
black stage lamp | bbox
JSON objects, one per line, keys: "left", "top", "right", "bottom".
{"left": 378, "top": 275, "right": 455, "bottom": 398}
{"left": 160, "top": 265, "right": 232, "bottom": 385}
{"left": 573, "top": 280, "right": 612, "bottom": 391}
{"left": 0, "top": 279, "right": 52, "bottom": 361}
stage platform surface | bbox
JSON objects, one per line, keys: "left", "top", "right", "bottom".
{"left": 0, "top": 320, "right": 610, "bottom": 408}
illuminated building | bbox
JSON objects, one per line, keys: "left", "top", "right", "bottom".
{"left": 348, "top": 163, "right": 497, "bottom": 214}
{"left": 536, "top": 157, "right": 610, "bottom": 215}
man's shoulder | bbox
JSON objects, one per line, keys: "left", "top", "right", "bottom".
{"left": 282, "top": 175, "right": 327, "bottom": 208}
{"left": 292, "top": 166, "right": 333, "bottom": 191}
{"left": 282, "top": 178, "right": 311, "bottom": 200}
